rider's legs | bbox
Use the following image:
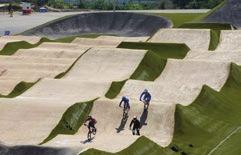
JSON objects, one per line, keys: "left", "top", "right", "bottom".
{"left": 132, "top": 127, "right": 140, "bottom": 135}
{"left": 144, "top": 100, "right": 150, "bottom": 110}
{"left": 123, "top": 106, "right": 129, "bottom": 117}
{"left": 88, "top": 123, "right": 96, "bottom": 133}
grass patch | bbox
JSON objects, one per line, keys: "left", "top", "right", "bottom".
{"left": 40, "top": 99, "right": 96, "bottom": 144}
{"left": 118, "top": 42, "right": 189, "bottom": 59}
{"left": 105, "top": 80, "right": 127, "bottom": 99}
{"left": 154, "top": 13, "right": 205, "bottom": 28}
{"left": 179, "top": 22, "right": 232, "bottom": 30}
{"left": 80, "top": 136, "right": 163, "bottom": 155}
{"left": 55, "top": 48, "right": 91, "bottom": 79}
{"left": 209, "top": 29, "right": 221, "bottom": 51}
{"left": 0, "top": 38, "right": 50, "bottom": 55}
{"left": 130, "top": 51, "right": 167, "bottom": 81}
{"left": 80, "top": 63, "right": 241, "bottom": 155}
{"left": 0, "top": 80, "right": 39, "bottom": 98}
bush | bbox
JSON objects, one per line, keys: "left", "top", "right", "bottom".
{"left": 47, "top": 0, "right": 72, "bottom": 9}
{"left": 124, "top": 2, "right": 144, "bottom": 10}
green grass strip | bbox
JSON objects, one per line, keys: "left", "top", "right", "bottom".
{"left": 118, "top": 42, "right": 189, "bottom": 59}
{"left": 0, "top": 80, "right": 39, "bottom": 98}
{"left": 55, "top": 48, "right": 91, "bottom": 79}
{"left": 80, "top": 63, "right": 241, "bottom": 155}
{"left": 154, "top": 13, "right": 205, "bottom": 28}
{"left": 40, "top": 99, "right": 97, "bottom": 144}
{"left": 179, "top": 22, "right": 232, "bottom": 30}
{"left": 130, "top": 51, "right": 167, "bottom": 81}
{"left": 80, "top": 136, "right": 164, "bottom": 155}
{"left": 0, "top": 38, "right": 50, "bottom": 55}
{"left": 209, "top": 29, "right": 221, "bottom": 51}
{"left": 105, "top": 80, "right": 127, "bottom": 99}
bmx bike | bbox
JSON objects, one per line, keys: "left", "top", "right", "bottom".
{"left": 84, "top": 124, "right": 96, "bottom": 141}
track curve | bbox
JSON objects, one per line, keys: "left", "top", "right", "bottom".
{"left": 22, "top": 12, "right": 172, "bottom": 39}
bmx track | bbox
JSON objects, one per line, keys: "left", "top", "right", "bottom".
{"left": 1, "top": 10, "right": 241, "bottom": 155}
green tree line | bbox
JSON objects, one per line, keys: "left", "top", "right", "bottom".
{"left": 22, "top": 0, "right": 224, "bottom": 10}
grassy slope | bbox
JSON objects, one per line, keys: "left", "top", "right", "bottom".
{"left": 0, "top": 38, "right": 50, "bottom": 55}
{"left": 80, "top": 136, "right": 165, "bottom": 155}
{"left": 40, "top": 99, "right": 96, "bottom": 144}
{"left": 0, "top": 80, "right": 39, "bottom": 98}
{"left": 155, "top": 13, "right": 205, "bottom": 28}
{"left": 105, "top": 42, "right": 189, "bottom": 99}
{"left": 55, "top": 48, "right": 91, "bottom": 79}
{"left": 81, "top": 63, "right": 241, "bottom": 155}
{"left": 105, "top": 80, "right": 127, "bottom": 99}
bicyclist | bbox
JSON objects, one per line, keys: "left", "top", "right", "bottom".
{"left": 84, "top": 116, "right": 97, "bottom": 134}
{"left": 139, "top": 89, "right": 151, "bottom": 110}
{"left": 119, "top": 96, "right": 130, "bottom": 109}
{"left": 129, "top": 116, "right": 140, "bottom": 135}
{"left": 119, "top": 96, "right": 130, "bottom": 117}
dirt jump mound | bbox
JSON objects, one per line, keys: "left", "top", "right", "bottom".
{"left": 204, "top": 0, "right": 241, "bottom": 28}
{"left": 22, "top": 12, "right": 172, "bottom": 39}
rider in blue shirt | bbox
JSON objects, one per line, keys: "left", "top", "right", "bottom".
{"left": 119, "top": 96, "right": 130, "bottom": 109}
{"left": 139, "top": 89, "right": 151, "bottom": 110}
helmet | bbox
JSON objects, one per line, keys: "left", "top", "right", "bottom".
{"left": 123, "top": 96, "right": 128, "bottom": 100}
{"left": 144, "top": 89, "right": 148, "bottom": 92}
{"left": 133, "top": 116, "right": 137, "bottom": 119}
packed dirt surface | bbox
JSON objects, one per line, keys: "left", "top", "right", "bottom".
{"left": 45, "top": 98, "right": 175, "bottom": 152}
{"left": 0, "top": 46, "right": 146, "bottom": 150}
{"left": 72, "top": 36, "right": 149, "bottom": 47}
{"left": 2, "top": 18, "right": 241, "bottom": 155}
{"left": 22, "top": 12, "right": 172, "bottom": 39}
{"left": 149, "top": 28, "right": 210, "bottom": 51}
{"left": 0, "top": 42, "right": 88, "bottom": 95}
{"left": 119, "top": 59, "right": 230, "bottom": 106}
{"left": 215, "top": 30, "right": 241, "bottom": 51}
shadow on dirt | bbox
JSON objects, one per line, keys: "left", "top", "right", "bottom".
{"left": 140, "top": 109, "right": 148, "bottom": 128}
{"left": 116, "top": 113, "right": 129, "bottom": 133}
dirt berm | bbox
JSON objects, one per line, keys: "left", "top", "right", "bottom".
{"left": 22, "top": 12, "right": 172, "bottom": 39}
{"left": 204, "top": 0, "right": 241, "bottom": 28}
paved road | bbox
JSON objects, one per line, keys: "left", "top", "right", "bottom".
{"left": 0, "top": 9, "right": 210, "bottom": 36}
{"left": 0, "top": 12, "right": 80, "bottom": 35}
